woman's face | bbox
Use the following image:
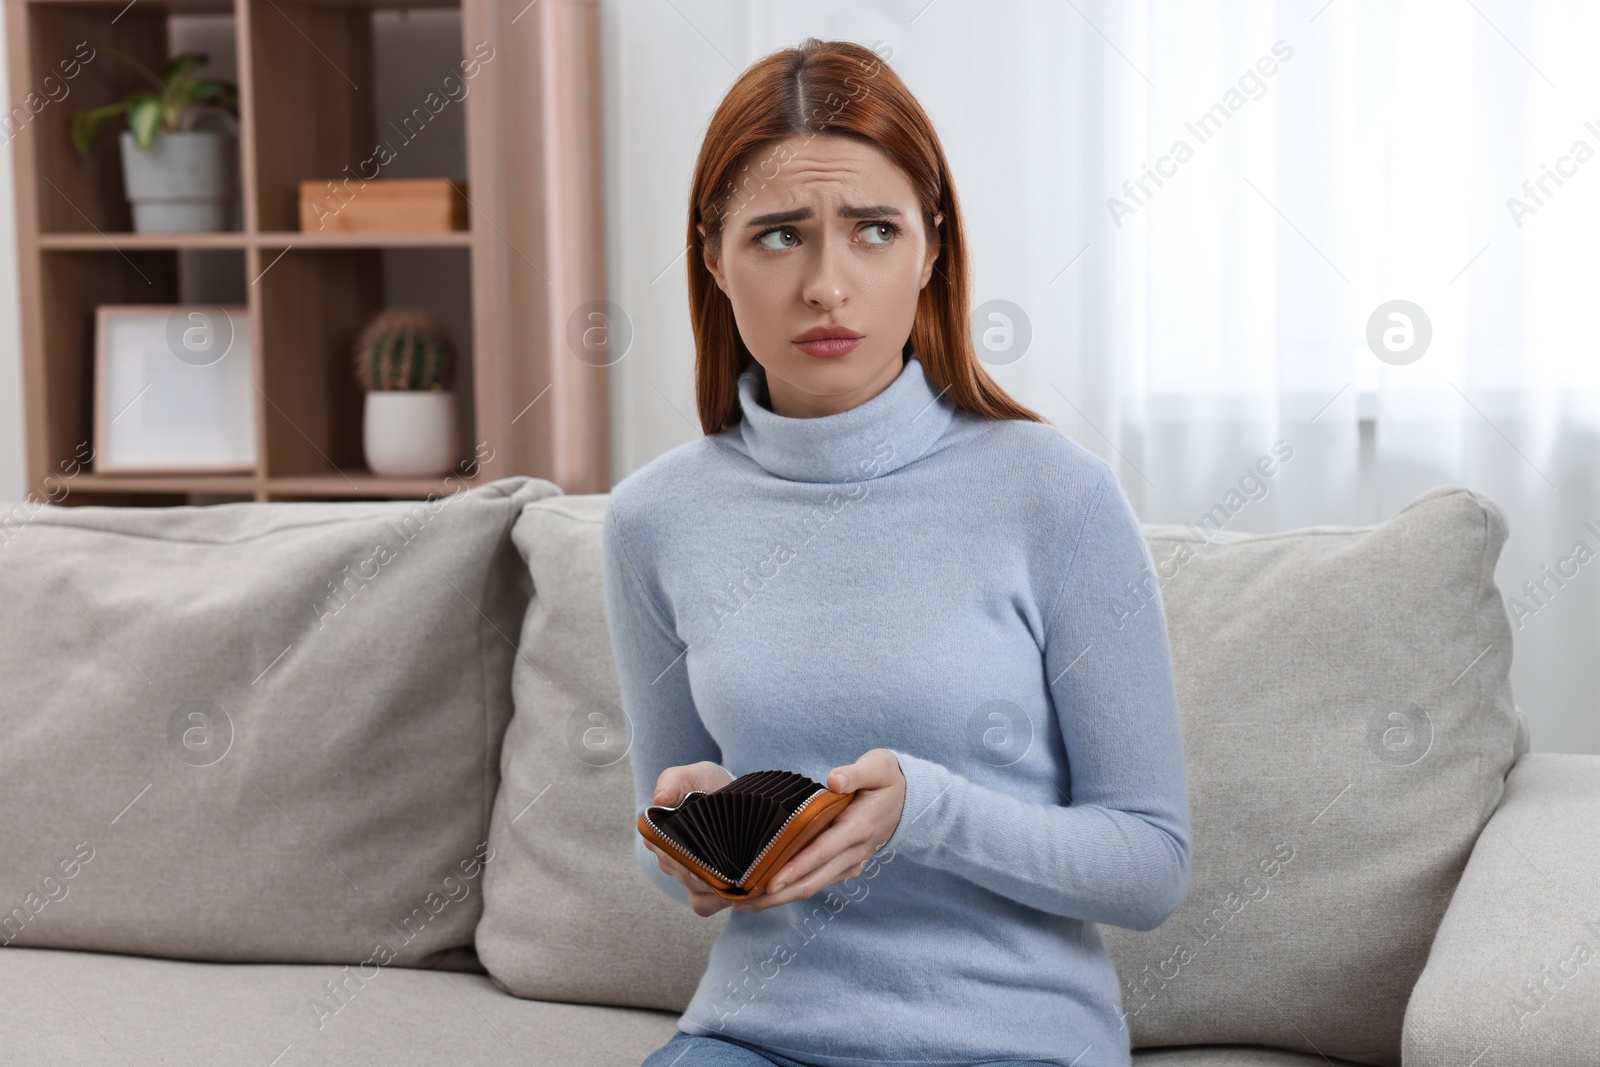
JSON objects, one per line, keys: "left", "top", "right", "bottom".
{"left": 702, "top": 133, "right": 942, "bottom": 420}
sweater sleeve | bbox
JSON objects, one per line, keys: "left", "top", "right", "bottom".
{"left": 600, "top": 498, "right": 727, "bottom": 912}
{"left": 882, "top": 471, "right": 1192, "bottom": 931}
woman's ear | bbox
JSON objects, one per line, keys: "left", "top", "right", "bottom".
{"left": 698, "top": 223, "right": 728, "bottom": 294}
{"left": 920, "top": 212, "right": 944, "bottom": 289}
{"left": 703, "top": 250, "right": 727, "bottom": 294}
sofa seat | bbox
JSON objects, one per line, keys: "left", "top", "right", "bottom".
{"left": 0, "top": 944, "right": 680, "bottom": 1066}
{"left": 0, "top": 945, "right": 1368, "bottom": 1066}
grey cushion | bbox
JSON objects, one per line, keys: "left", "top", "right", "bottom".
{"left": 1101, "top": 487, "right": 1521, "bottom": 1066}
{"left": 0, "top": 943, "right": 677, "bottom": 1066}
{"left": 475, "top": 494, "right": 724, "bottom": 1012}
{"left": 1401, "top": 752, "right": 1600, "bottom": 1067}
{"left": 0, "top": 476, "right": 560, "bottom": 966}
{"left": 478, "top": 486, "right": 1520, "bottom": 1065}
{"left": 1135, "top": 1048, "right": 1372, "bottom": 1066}
{"left": 0, "top": 942, "right": 1361, "bottom": 1066}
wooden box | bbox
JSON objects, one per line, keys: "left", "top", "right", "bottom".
{"left": 299, "top": 178, "right": 468, "bottom": 233}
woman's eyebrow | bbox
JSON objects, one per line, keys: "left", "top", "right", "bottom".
{"left": 744, "top": 204, "right": 904, "bottom": 228}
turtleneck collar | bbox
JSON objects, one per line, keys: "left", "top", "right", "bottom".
{"left": 733, "top": 351, "right": 957, "bottom": 483}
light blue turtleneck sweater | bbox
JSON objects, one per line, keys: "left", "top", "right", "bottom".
{"left": 601, "top": 352, "right": 1191, "bottom": 1067}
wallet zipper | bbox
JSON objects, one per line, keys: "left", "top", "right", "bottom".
{"left": 653, "top": 832, "right": 731, "bottom": 886}
{"left": 646, "top": 792, "right": 736, "bottom": 886}
{"left": 735, "top": 788, "right": 822, "bottom": 886}
{"left": 647, "top": 786, "right": 825, "bottom": 892}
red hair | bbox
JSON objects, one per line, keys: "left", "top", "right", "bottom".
{"left": 688, "top": 37, "right": 1048, "bottom": 435}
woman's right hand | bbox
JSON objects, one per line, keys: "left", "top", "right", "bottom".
{"left": 645, "top": 760, "right": 736, "bottom": 917}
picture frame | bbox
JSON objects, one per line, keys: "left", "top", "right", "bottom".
{"left": 93, "top": 305, "right": 256, "bottom": 474}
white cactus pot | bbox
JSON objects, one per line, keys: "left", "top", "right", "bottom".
{"left": 119, "top": 129, "right": 236, "bottom": 233}
{"left": 362, "top": 391, "right": 460, "bottom": 477}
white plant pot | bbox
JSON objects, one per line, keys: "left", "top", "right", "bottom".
{"left": 119, "top": 129, "right": 236, "bottom": 233}
{"left": 362, "top": 391, "right": 460, "bottom": 477}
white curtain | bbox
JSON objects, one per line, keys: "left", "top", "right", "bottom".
{"left": 602, "top": 0, "right": 1600, "bottom": 753}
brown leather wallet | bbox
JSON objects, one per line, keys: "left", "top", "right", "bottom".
{"left": 638, "top": 769, "right": 856, "bottom": 900}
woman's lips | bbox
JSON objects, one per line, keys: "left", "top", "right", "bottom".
{"left": 793, "top": 336, "right": 863, "bottom": 357}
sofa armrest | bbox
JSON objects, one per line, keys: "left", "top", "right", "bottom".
{"left": 1402, "top": 752, "right": 1600, "bottom": 1066}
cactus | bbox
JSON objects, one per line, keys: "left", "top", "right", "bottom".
{"left": 353, "top": 310, "right": 457, "bottom": 392}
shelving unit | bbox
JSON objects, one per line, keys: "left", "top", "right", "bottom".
{"left": 5, "top": 0, "right": 609, "bottom": 504}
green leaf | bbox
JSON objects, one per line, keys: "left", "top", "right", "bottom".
{"left": 94, "top": 44, "right": 164, "bottom": 91}
{"left": 128, "top": 93, "right": 162, "bottom": 150}
{"left": 70, "top": 100, "right": 131, "bottom": 156}
{"left": 70, "top": 45, "right": 241, "bottom": 159}
{"left": 162, "top": 53, "right": 207, "bottom": 85}
{"left": 186, "top": 80, "right": 240, "bottom": 115}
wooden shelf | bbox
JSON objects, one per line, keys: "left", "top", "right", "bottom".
{"left": 20, "top": 0, "right": 233, "bottom": 10}
{"left": 8, "top": 0, "right": 609, "bottom": 505}
{"left": 265, "top": 472, "right": 484, "bottom": 497}
{"left": 68, "top": 471, "right": 484, "bottom": 498}
{"left": 36, "top": 230, "right": 474, "bottom": 250}
{"left": 38, "top": 231, "right": 251, "bottom": 250}
{"left": 71, "top": 473, "right": 259, "bottom": 494}
{"left": 14, "top": 1, "right": 458, "bottom": 14}
{"left": 256, "top": 230, "right": 474, "bottom": 248}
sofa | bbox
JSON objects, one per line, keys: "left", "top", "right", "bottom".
{"left": 0, "top": 474, "right": 1593, "bottom": 1066}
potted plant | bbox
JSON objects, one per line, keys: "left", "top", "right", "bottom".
{"left": 354, "top": 310, "right": 462, "bottom": 477}
{"left": 71, "top": 49, "right": 239, "bottom": 233}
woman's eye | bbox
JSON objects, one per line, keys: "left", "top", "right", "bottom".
{"left": 756, "top": 227, "right": 797, "bottom": 250}
{"left": 861, "top": 221, "right": 902, "bottom": 245}
{"left": 754, "top": 221, "right": 901, "bottom": 250}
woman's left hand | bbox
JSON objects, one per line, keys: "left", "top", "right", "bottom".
{"left": 729, "top": 748, "right": 906, "bottom": 914}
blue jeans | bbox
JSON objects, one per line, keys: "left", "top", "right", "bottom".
{"left": 641, "top": 1029, "right": 1062, "bottom": 1067}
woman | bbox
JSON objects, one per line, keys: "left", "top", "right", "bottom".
{"left": 603, "top": 37, "right": 1191, "bottom": 1067}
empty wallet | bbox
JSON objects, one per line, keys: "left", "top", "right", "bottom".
{"left": 637, "top": 769, "right": 856, "bottom": 900}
